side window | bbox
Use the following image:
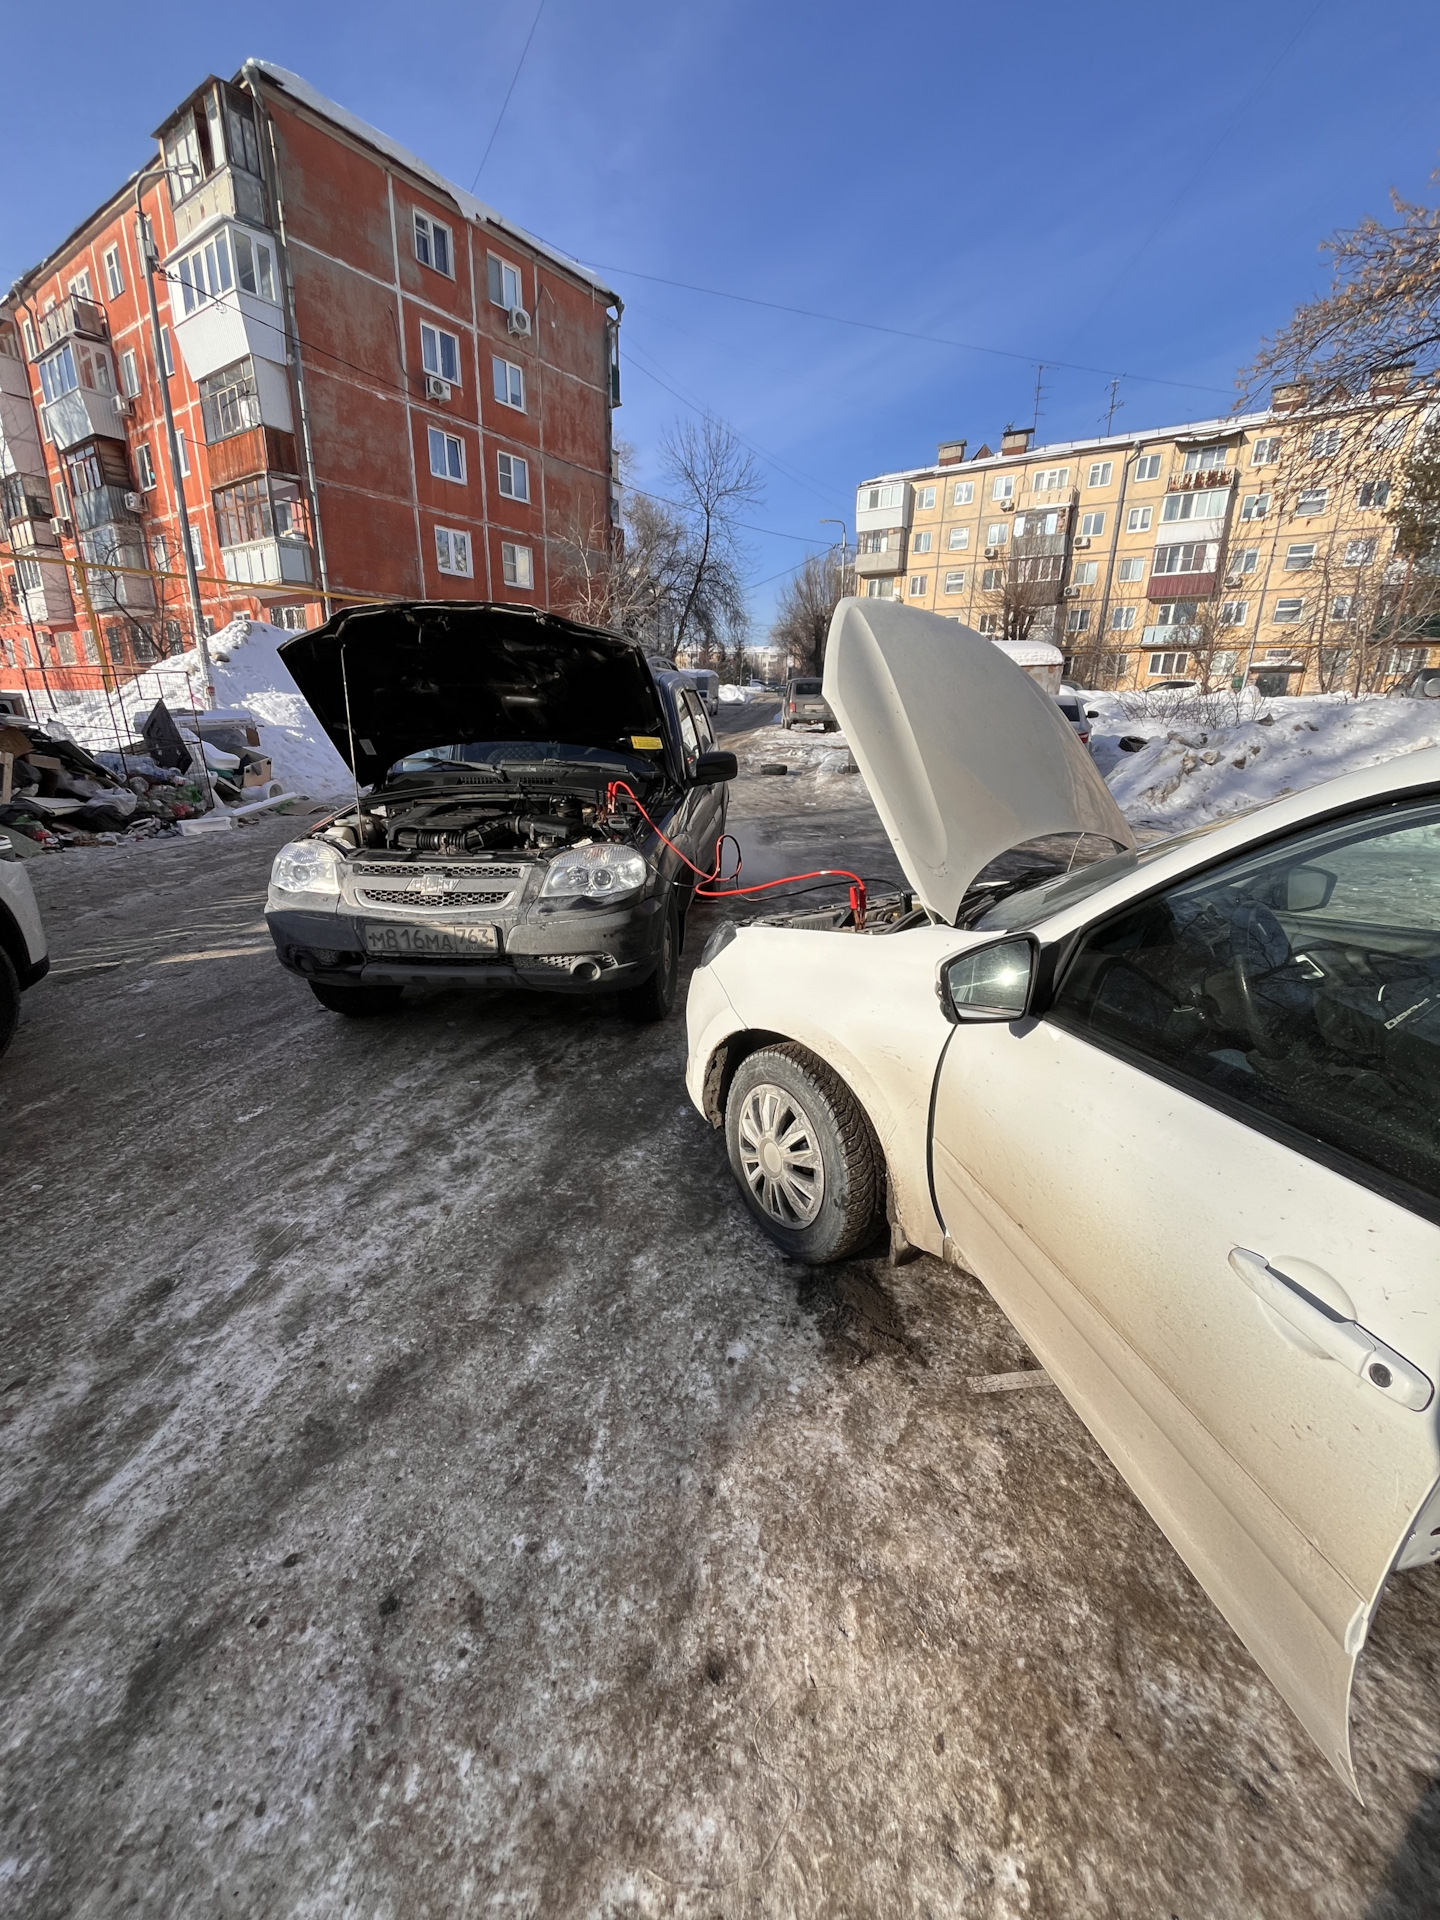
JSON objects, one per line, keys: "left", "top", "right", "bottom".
{"left": 674, "top": 696, "right": 700, "bottom": 770}
{"left": 1050, "top": 801, "right": 1440, "bottom": 1210}
{"left": 684, "top": 689, "right": 714, "bottom": 748}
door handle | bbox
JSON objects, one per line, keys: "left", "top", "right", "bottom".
{"left": 1229, "top": 1247, "right": 1433, "bottom": 1411}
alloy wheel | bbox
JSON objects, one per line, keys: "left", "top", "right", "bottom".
{"left": 735, "top": 1081, "right": 825, "bottom": 1226}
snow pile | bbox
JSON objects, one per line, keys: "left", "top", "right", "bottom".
{"left": 1094, "top": 693, "right": 1438, "bottom": 833}
{"left": 33, "top": 617, "right": 354, "bottom": 800}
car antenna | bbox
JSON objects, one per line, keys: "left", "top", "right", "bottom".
{"left": 340, "top": 642, "right": 367, "bottom": 833}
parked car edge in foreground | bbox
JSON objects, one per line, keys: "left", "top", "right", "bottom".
{"left": 0, "top": 847, "right": 49, "bottom": 1058}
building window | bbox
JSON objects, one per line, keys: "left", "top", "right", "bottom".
{"left": 1331, "top": 595, "right": 1355, "bottom": 620}
{"left": 862, "top": 483, "right": 903, "bottom": 510}
{"left": 1117, "top": 556, "right": 1145, "bottom": 582}
{"left": 134, "top": 445, "right": 156, "bottom": 490}
{"left": 947, "top": 526, "right": 969, "bottom": 550}
{"left": 1251, "top": 436, "right": 1280, "bottom": 466}
{"left": 1072, "top": 560, "right": 1098, "bottom": 585}
{"left": 977, "top": 613, "right": 999, "bottom": 634}
{"left": 1273, "top": 597, "right": 1304, "bottom": 623}
{"left": 211, "top": 476, "right": 306, "bottom": 548}
{"left": 420, "top": 323, "right": 461, "bottom": 384}
{"left": 160, "top": 327, "right": 173, "bottom": 377}
{"left": 198, "top": 359, "right": 262, "bottom": 443}
{"left": 413, "top": 211, "right": 453, "bottom": 277}
{"left": 1079, "top": 511, "right": 1105, "bottom": 537}
{"left": 103, "top": 246, "right": 124, "bottom": 298}
{"left": 435, "top": 526, "right": 473, "bottom": 576}
{"left": 273, "top": 605, "right": 311, "bottom": 630}
{"left": 864, "top": 577, "right": 895, "bottom": 598}
{"left": 497, "top": 451, "right": 529, "bottom": 501}
{"left": 188, "top": 520, "right": 204, "bottom": 565}
{"left": 981, "top": 567, "right": 1004, "bottom": 590}
{"left": 177, "top": 232, "right": 232, "bottom": 312}
{"left": 943, "top": 570, "right": 966, "bottom": 594}
{"left": 233, "top": 232, "right": 276, "bottom": 301}
{"left": 908, "top": 574, "right": 928, "bottom": 597}
{"left": 1284, "top": 543, "right": 1316, "bottom": 570}
{"left": 1132, "top": 454, "right": 1161, "bottom": 481}
{"left": 991, "top": 475, "right": 1015, "bottom": 502}
{"left": 1126, "top": 506, "right": 1152, "bottom": 532}
{"left": 1309, "top": 427, "right": 1342, "bottom": 459}
{"left": 985, "top": 523, "right": 1008, "bottom": 547}
{"left": 1182, "top": 444, "right": 1229, "bottom": 473}
{"left": 1295, "top": 487, "right": 1328, "bottom": 517}
{"left": 1162, "top": 488, "right": 1229, "bottom": 523}
{"left": 1087, "top": 460, "right": 1113, "bottom": 488}
{"left": 1066, "top": 608, "right": 1091, "bottom": 633}
{"left": 1154, "top": 601, "right": 1196, "bottom": 629}
{"left": 428, "top": 427, "right": 465, "bottom": 480}
{"left": 1220, "top": 600, "right": 1249, "bottom": 625}
{"left": 501, "top": 541, "right": 533, "bottom": 589}
{"left": 68, "top": 269, "right": 93, "bottom": 301}
{"left": 1358, "top": 480, "right": 1391, "bottom": 509}
{"left": 1032, "top": 467, "right": 1069, "bottom": 492}
{"left": 952, "top": 480, "right": 974, "bottom": 506}
{"left": 1229, "top": 546, "right": 1260, "bottom": 576}
{"left": 1239, "top": 493, "right": 1269, "bottom": 521}
{"left": 1148, "top": 651, "right": 1189, "bottom": 676}
{"left": 492, "top": 357, "right": 525, "bottom": 410}
{"left": 38, "top": 344, "right": 79, "bottom": 404}
{"left": 1344, "top": 537, "right": 1377, "bottom": 566}
{"left": 1110, "top": 605, "right": 1136, "bottom": 631}
{"left": 911, "top": 529, "right": 933, "bottom": 554}
{"left": 1153, "top": 541, "right": 1215, "bottom": 576}
{"left": 1014, "top": 509, "right": 1061, "bottom": 539}
{"left": 119, "top": 349, "right": 139, "bottom": 396}
{"left": 488, "top": 255, "right": 524, "bottom": 309}
{"left": 915, "top": 485, "right": 936, "bottom": 510}
{"left": 20, "top": 317, "right": 37, "bottom": 359}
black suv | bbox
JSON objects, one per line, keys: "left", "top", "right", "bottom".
{"left": 266, "top": 602, "right": 735, "bottom": 1021}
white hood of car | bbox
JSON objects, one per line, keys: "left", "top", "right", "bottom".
{"left": 822, "top": 599, "right": 1135, "bottom": 924}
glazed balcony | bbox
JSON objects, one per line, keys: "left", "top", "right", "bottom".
{"left": 855, "top": 530, "right": 906, "bottom": 576}
{"left": 220, "top": 535, "right": 313, "bottom": 587}
{"left": 37, "top": 296, "right": 109, "bottom": 350}
{"left": 72, "top": 485, "right": 145, "bottom": 535}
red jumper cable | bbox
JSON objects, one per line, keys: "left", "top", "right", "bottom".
{"left": 603, "top": 780, "right": 867, "bottom": 927}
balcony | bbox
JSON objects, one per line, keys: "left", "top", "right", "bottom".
{"left": 206, "top": 424, "right": 299, "bottom": 490}
{"left": 171, "top": 164, "right": 270, "bottom": 247}
{"left": 14, "top": 555, "right": 73, "bottom": 624}
{"left": 37, "top": 296, "right": 109, "bottom": 350}
{"left": 1168, "top": 469, "right": 1233, "bottom": 492}
{"left": 41, "top": 386, "right": 124, "bottom": 452}
{"left": 1147, "top": 572, "right": 1217, "bottom": 601}
{"left": 173, "top": 289, "right": 288, "bottom": 386}
{"left": 855, "top": 532, "right": 906, "bottom": 576}
{"left": 221, "top": 536, "right": 313, "bottom": 587}
{"left": 79, "top": 531, "right": 155, "bottom": 610}
{"left": 72, "top": 485, "right": 144, "bottom": 535}
{"left": 5, "top": 517, "right": 59, "bottom": 554}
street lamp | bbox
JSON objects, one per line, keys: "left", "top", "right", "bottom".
{"left": 133, "top": 164, "right": 213, "bottom": 701}
{"left": 820, "top": 518, "right": 852, "bottom": 597}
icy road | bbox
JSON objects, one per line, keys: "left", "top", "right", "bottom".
{"left": 3, "top": 702, "right": 1440, "bottom": 1919}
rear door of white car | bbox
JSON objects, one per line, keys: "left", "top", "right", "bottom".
{"left": 929, "top": 794, "right": 1440, "bottom": 1787}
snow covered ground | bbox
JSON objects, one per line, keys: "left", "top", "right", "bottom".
{"left": 1085, "top": 690, "right": 1440, "bottom": 834}
{"left": 27, "top": 617, "right": 353, "bottom": 801}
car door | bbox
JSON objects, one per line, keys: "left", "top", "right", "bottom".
{"left": 930, "top": 795, "right": 1440, "bottom": 1789}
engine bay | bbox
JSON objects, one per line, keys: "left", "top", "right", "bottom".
{"left": 315, "top": 780, "right": 658, "bottom": 860}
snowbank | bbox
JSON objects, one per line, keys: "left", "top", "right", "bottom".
{"left": 30, "top": 617, "right": 354, "bottom": 800}
{"left": 1093, "top": 692, "right": 1437, "bottom": 833}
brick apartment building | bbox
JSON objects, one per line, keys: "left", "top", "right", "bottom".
{"left": 0, "top": 62, "right": 621, "bottom": 709}
{"left": 855, "top": 371, "right": 1440, "bottom": 694}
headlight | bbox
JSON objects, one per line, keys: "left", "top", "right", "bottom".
{"left": 540, "top": 843, "right": 647, "bottom": 901}
{"left": 271, "top": 838, "right": 343, "bottom": 896}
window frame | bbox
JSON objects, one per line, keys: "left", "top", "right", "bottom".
{"left": 501, "top": 540, "right": 534, "bottom": 590}
{"left": 496, "top": 449, "right": 530, "bottom": 502}
{"left": 946, "top": 526, "right": 970, "bottom": 551}
{"left": 908, "top": 574, "right": 929, "bottom": 598}
{"left": 915, "top": 485, "right": 937, "bottom": 510}
{"left": 413, "top": 210, "right": 454, "bottom": 278}
{"left": 1079, "top": 511, "right": 1105, "bottom": 538}
{"left": 492, "top": 356, "right": 526, "bottom": 411}
{"left": 420, "top": 322, "right": 462, "bottom": 385}
{"left": 103, "top": 245, "right": 124, "bottom": 298}
{"left": 434, "top": 525, "right": 473, "bottom": 577}
{"left": 952, "top": 480, "right": 975, "bottom": 506}
{"left": 1126, "top": 506, "right": 1152, "bottom": 533}
{"left": 488, "top": 254, "right": 524, "bottom": 310}
{"left": 134, "top": 444, "right": 156, "bottom": 491}
{"left": 1117, "top": 556, "right": 1145, "bottom": 583}
{"left": 1087, "top": 460, "right": 1113, "bottom": 488}
{"left": 1132, "top": 454, "right": 1161, "bottom": 482}
{"left": 428, "top": 426, "right": 466, "bottom": 482}
{"left": 942, "top": 569, "right": 966, "bottom": 594}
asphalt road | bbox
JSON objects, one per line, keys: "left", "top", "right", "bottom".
{"left": 4, "top": 703, "right": 1440, "bottom": 1919}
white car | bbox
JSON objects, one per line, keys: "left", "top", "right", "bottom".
{"left": 685, "top": 598, "right": 1440, "bottom": 1789}
{"left": 0, "top": 843, "right": 49, "bottom": 1057}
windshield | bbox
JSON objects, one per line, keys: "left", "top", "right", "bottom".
{"left": 792, "top": 680, "right": 822, "bottom": 694}
{"left": 972, "top": 814, "right": 1248, "bottom": 930}
{"left": 387, "top": 740, "right": 659, "bottom": 779}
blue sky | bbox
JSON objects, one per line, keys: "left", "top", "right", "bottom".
{"left": 6, "top": 0, "right": 1440, "bottom": 628}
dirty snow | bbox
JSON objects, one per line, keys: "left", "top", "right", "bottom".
{"left": 26, "top": 617, "right": 354, "bottom": 801}
{"left": 1088, "top": 692, "right": 1440, "bottom": 834}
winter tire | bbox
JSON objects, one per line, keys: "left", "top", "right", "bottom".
{"left": 310, "top": 980, "right": 404, "bottom": 1017}
{"left": 622, "top": 892, "right": 679, "bottom": 1023}
{"left": 0, "top": 946, "right": 20, "bottom": 1060}
{"left": 724, "top": 1044, "right": 883, "bottom": 1263}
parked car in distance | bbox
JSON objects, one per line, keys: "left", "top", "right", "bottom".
{"left": 1390, "top": 664, "right": 1440, "bottom": 701}
{"left": 266, "top": 602, "right": 735, "bottom": 1022}
{"left": 781, "top": 677, "right": 835, "bottom": 730}
{"left": 0, "top": 841, "right": 49, "bottom": 1057}
{"left": 1056, "top": 692, "right": 1092, "bottom": 749}
{"left": 685, "top": 596, "right": 1440, "bottom": 1791}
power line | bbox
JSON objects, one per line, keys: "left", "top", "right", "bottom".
{"left": 470, "top": 0, "right": 548, "bottom": 191}
{"left": 587, "top": 262, "right": 1237, "bottom": 399}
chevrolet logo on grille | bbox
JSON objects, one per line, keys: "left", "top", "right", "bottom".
{"left": 416, "top": 873, "right": 455, "bottom": 896}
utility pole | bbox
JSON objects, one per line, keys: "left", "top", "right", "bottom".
{"left": 133, "top": 167, "right": 213, "bottom": 706}
{"left": 819, "top": 518, "right": 852, "bottom": 595}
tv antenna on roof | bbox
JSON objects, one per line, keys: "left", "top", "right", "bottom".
{"left": 1103, "top": 377, "right": 1125, "bottom": 434}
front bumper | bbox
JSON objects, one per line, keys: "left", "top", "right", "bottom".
{"left": 267, "top": 895, "right": 666, "bottom": 994}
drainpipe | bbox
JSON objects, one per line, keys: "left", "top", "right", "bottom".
{"left": 242, "top": 63, "right": 332, "bottom": 621}
{"left": 133, "top": 170, "right": 213, "bottom": 701}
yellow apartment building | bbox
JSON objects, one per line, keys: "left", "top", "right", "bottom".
{"left": 853, "top": 370, "right": 1439, "bottom": 693}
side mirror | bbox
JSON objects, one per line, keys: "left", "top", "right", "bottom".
{"left": 693, "top": 748, "right": 737, "bottom": 786}
{"left": 1086, "top": 708, "right": 1100, "bottom": 719}
{"left": 1281, "top": 864, "right": 1337, "bottom": 912}
{"left": 939, "top": 936, "right": 1036, "bottom": 1023}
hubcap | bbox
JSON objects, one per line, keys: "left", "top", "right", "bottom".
{"left": 736, "top": 1082, "right": 825, "bottom": 1227}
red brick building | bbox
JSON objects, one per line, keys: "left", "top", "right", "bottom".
{"left": 0, "top": 61, "right": 621, "bottom": 708}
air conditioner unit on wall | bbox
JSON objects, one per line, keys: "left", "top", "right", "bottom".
{"left": 983, "top": 546, "right": 999, "bottom": 559}
{"left": 1073, "top": 535, "right": 1091, "bottom": 549}
{"left": 115, "top": 395, "right": 133, "bottom": 415}
{"left": 507, "top": 306, "right": 532, "bottom": 337}
{"left": 123, "top": 491, "right": 145, "bottom": 513}
{"left": 425, "top": 375, "right": 452, "bottom": 402}
{"left": 1062, "top": 586, "right": 1081, "bottom": 599}
{"left": 51, "top": 516, "right": 72, "bottom": 537}
{"left": 998, "top": 499, "right": 1014, "bottom": 510}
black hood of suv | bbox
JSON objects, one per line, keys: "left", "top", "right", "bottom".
{"left": 277, "top": 601, "right": 668, "bottom": 788}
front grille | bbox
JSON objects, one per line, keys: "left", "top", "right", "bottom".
{"left": 351, "top": 862, "right": 525, "bottom": 881}
{"left": 519, "top": 952, "right": 619, "bottom": 971}
{"left": 358, "top": 888, "right": 513, "bottom": 909}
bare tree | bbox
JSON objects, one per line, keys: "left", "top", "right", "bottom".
{"left": 662, "top": 419, "right": 762, "bottom": 665}
{"left": 769, "top": 548, "right": 851, "bottom": 676}
{"left": 979, "top": 552, "right": 1061, "bottom": 646}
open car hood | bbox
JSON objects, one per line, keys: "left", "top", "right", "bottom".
{"left": 822, "top": 599, "right": 1135, "bottom": 924}
{"left": 277, "top": 602, "right": 668, "bottom": 788}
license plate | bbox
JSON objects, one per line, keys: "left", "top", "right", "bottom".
{"left": 363, "top": 922, "right": 499, "bottom": 957}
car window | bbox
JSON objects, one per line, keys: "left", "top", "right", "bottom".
{"left": 1049, "top": 799, "right": 1440, "bottom": 1211}
{"left": 674, "top": 698, "right": 700, "bottom": 769}
{"left": 1057, "top": 698, "right": 1082, "bottom": 721}
{"left": 792, "top": 680, "right": 822, "bottom": 695}
{"left": 683, "top": 689, "right": 714, "bottom": 748}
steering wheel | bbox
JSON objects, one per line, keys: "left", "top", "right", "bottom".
{"left": 1228, "top": 903, "right": 1304, "bottom": 1055}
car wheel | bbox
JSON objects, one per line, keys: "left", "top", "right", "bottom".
{"left": 622, "top": 893, "right": 679, "bottom": 1023}
{"left": 309, "top": 980, "right": 404, "bottom": 1017}
{"left": 0, "top": 947, "right": 20, "bottom": 1060}
{"left": 724, "top": 1045, "right": 883, "bottom": 1263}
